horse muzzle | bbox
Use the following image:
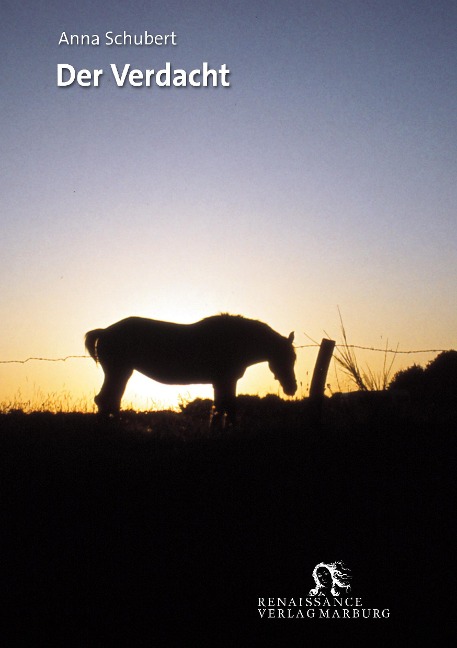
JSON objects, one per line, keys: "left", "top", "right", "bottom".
{"left": 283, "top": 381, "right": 297, "bottom": 397}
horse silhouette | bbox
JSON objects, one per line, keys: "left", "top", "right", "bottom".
{"left": 85, "top": 314, "right": 297, "bottom": 425}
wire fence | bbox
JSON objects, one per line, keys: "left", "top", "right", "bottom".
{"left": 294, "top": 344, "right": 452, "bottom": 354}
{"left": 0, "top": 343, "right": 454, "bottom": 413}
{"left": 0, "top": 355, "right": 88, "bottom": 364}
{"left": 0, "top": 344, "right": 453, "bottom": 365}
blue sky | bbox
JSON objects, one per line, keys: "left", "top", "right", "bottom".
{"left": 1, "top": 0, "right": 456, "bottom": 408}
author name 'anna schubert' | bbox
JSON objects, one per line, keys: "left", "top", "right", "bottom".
{"left": 59, "top": 31, "right": 177, "bottom": 47}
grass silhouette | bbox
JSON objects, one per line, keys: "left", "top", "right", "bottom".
{"left": 331, "top": 308, "right": 398, "bottom": 391}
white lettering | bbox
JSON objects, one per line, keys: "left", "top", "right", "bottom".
{"left": 110, "top": 63, "right": 131, "bottom": 86}
{"left": 57, "top": 64, "right": 74, "bottom": 86}
{"left": 58, "top": 33, "right": 99, "bottom": 46}
{"left": 57, "top": 64, "right": 103, "bottom": 87}
{"left": 173, "top": 69, "right": 187, "bottom": 87}
{"left": 156, "top": 63, "right": 171, "bottom": 86}
{"left": 219, "top": 63, "right": 231, "bottom": 86}
{"left": 189, "top": 69, "right": 201, "bottom": 87}
{"left": 129, "top": 69, "right": 144, "bottom": 87}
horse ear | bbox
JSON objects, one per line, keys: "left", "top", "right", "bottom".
{"left": 288, "top": 331, "right": 295, "bottom": 343}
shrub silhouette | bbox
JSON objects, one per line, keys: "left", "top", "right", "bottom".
{"left": 424, "top": 350, "right": 457, "bottom": 404}
{"left": 389, "top": 364, "right": 426, "bottom": 398}
{"left": 390, "top": 350, "right": 457, "bottom": 405}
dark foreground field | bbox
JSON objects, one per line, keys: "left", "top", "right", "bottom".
{"left": 1, "top": 396, "right": 455, "bottom": 646}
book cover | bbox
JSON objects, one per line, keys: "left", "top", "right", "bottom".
{"left": 1, "top": 1, "right": 455, "bottom": 645}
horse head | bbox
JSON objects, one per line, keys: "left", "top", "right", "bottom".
{"left": 268, "top": 331, "right": 297, "bottom": 396}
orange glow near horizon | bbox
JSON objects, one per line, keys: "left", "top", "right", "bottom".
{"left": 1, "top": 3, "right": 456, "bottom": 411}
{"left": 0, "top": 333, "right": 445, "bottom": 413}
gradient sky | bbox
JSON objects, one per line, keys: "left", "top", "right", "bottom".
{"left": 1, "top": 0, "right": 456, "bottom": 409}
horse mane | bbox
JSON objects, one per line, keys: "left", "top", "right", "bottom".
{"left": 204, "top": 312, "right": 267, "bottom": 327}
{"left": 202, "top": 313, "right": 287, "bottom": 345}
{"left": 215, "top": 312, "right": 245, "bottom": 320}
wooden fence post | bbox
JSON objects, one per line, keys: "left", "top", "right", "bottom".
{"left": 309, "top": 338, "right": 335, "bottom": 399}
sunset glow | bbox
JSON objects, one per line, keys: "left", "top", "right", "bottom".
{"left": 2, "top": 1, "right": 456, "bottom": 411}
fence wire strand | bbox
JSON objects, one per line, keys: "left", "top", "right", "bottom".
{"left": 0, "top": 356, "right": 88, "bottom": 364}
{"left": 0, "top": 345, "right": 453, "bottom": 365}
{"left": 294, "top": 344, "right": 452, "bottom": 354}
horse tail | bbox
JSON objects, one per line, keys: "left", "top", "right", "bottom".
{"left": 85, "top": 328, "right": 105, "bottom": 363}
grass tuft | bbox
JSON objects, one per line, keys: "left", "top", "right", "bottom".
{"left": 332, "top": 307, "right": 398, "bottom": 391}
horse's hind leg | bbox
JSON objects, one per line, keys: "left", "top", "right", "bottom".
{"left": 94, "top": 366, "right": 133, "bottom": 415}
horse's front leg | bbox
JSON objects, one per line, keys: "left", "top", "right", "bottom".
{"left": 211, "top": 379, "right": 237, "bottom": 430}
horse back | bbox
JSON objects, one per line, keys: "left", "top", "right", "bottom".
{"left": 95, "top": 315, "right": 269, "bottom": 383}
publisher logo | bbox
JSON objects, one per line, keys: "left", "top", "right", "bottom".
{"left": 309, "top": 561, "right": 351, "bottom": 597}
{"left": 258, "top": 561, "right": 390, "bottom": 620}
